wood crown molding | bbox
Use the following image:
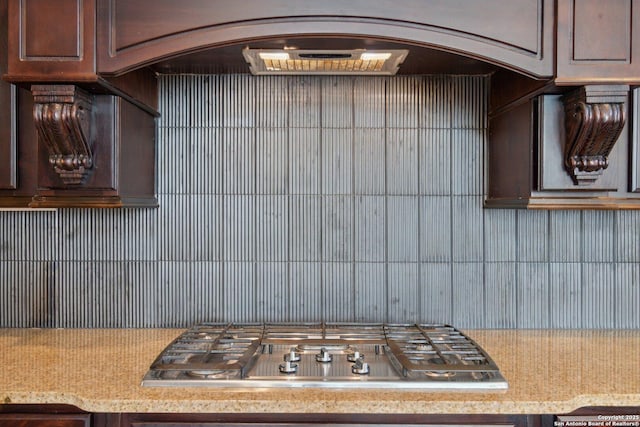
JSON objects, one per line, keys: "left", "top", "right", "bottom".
{"left": 562, "top": 85, "right": 628, "bottom": 186}
{"left": 31, "top": 85, "right": 94, "bottom": 185}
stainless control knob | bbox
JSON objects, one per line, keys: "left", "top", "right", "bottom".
{"left": 284, "top": 348, "right": 301, "bottom": 362}
{"left": 347, "top": 350, "right": 363, "bottom": 362}
{"left": 351, "top": 358, "right": 370, "bottom": 375}
{"left": 279, "top": 360, "right": 298, "bottom": 374}
{"left": 315, "top": 348, "right": 333, "bottom": 363}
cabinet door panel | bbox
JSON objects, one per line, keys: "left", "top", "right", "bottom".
{"left": 556, "top": 0, "right": 640, "bottom": 84}
{"left": 6, "top": 0, "right": 96, "bottom": 80}
{"left": 0, "top": 414, "right": 90, "bottom": 427}
{"left": 21, "top": 0, "right": 81, "bottom": 59}
{"left": 0, "top": 0, "right": 16, "bottom": 189}
{"left": 572, "top": 0, "right": 630, "bottom": 61}
{"left": 0, "top": 83, "right": 16, "bottom": 189}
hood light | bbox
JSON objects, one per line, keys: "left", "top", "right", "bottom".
{"left": 360, "top": 52, "right": 392, "bottom": 61}
{"left": 243, "top": 48, "right": 408, "bottom": 75}
{"left": 258, "top": 52, "right": 291, "bottom": 61}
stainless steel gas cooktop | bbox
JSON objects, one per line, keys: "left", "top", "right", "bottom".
{"left": 142, "top": 323, "right": 508, "bottom": 390}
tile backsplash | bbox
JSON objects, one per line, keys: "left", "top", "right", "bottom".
{"left": 0, "top": 74, "right": 639, "bottom": 329}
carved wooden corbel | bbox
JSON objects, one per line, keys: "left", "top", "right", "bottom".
{"left": 562, "top": 85, "right": 628, "bottom": 186}
{"left": 31, "top": 85, "right": 94, "bottom": 185}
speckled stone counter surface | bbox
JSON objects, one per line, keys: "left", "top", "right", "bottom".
{"left": 0, "top": 329, "right": 639, "bottom": 414}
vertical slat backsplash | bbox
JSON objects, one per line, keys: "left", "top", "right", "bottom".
{"left": 355, "top": 262, "right": 386, "bottom": 322}
{"left": 615, "top": 263, "right": 640, "bottom": 328}
{"left": 1, "top": 74, "right": 640, "bottom": 329}
{"left": 549, "top": 263, "right": 582, "bottom": 328}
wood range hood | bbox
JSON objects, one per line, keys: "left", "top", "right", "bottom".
{"left": 2, "top": 0, "right": 640, "bottom": 209}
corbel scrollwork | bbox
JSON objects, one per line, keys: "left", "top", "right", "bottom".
{"left": 562, "top": 85, "right": 628, "bottom": 186}
{"left": 32, "top": 85, "right": 94, "bottom": 185}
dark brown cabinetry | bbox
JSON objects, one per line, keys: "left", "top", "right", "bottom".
{"left": 0, "top": 0, "right": 15, "bottom": 192}
{"left": 3, "top": 0, "right": 640, "bottom": 208}
{"left": 0, "top": 82, "right": 16, "bottom": 191}
{"left": 2, "top": 0, "right": 53, "bottom": 206}
{"left": 486, "top": 81, "right": 640, "bottom": 209}
{"left": 106, "top": 413, "right": 547, "bottom": 427}
{"left": 3, "top": 406, "right": 640, "bottom": 427}
{"left": 27, "top": 86, "right": 156, "bottom": 208}
{"left": 0, "top": 82, "right": 157, "bottom": 208}
{"left": 1, "top": 0, "right": 157, "bottom": 208}
{"left": 485, "top": 0, "right": 640, "bottom": 208}
{"left": 0, "top": 414, "right": 90, "bottom": 427}
{"left": 95, "top": 0, "right": 554, "bottom": 78}
{"left": 0, "top": 83, "right": 18, "bottom": 190}
{"left": 556, "top": 0, "right": 640, "bottom": 85}
{"left": 0, "top": 405, "right": 90, "bottom": 427}
{"left": 5, "top": 0, "right": 96, "bottom": 82}
{"left": 0, "top": 83, "right": 40, "bottom": 207}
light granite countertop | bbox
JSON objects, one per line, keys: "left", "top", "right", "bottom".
{"left": 0, "top": 328, "right": 639, "bottom": 414}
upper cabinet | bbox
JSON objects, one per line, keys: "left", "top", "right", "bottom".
{"left": 5, "top": 0, "right": 97, "bottom": 82}
{"left": 1, "top": 0, "right": 158, "bottom": 208}
{"left": 0, "top": 0, "right": 37, "bottom": 207}
{"left": 556, "top": 0, "right": 640, "bottom": 85}
{"left": 486, "top": 87, "right": 640, "bottom": 209}
{"left": 486, "top": 0, "right": 640, "bottom": 209}
{"left": 2, "top": 0, "right": 640, "bottom": 208}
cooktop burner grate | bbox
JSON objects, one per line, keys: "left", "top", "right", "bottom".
{"left": 383, "top": 324, "right": 500, "bottom": 374}
{"left": 150, "top": 323, "right": 264, "bottom": 377}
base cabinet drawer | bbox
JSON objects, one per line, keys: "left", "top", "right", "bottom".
{"left": 0, "top": 414, "right": 90, "bottom": 427}
{"left": 110, "top": 414, "right": 544, "bottom": 427}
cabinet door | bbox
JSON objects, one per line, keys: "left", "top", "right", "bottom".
{"left": 5, "top": 0, "right": 96, "bottom": 81}
{"left": 0, "top": 413, "right": 90, "bottom": 427}
{"left": 0, "top": 83, "right": 16, "bottom": 190}
{"left": 556, "top": 0, "right": 640, "bottom": 84}
{"left": 116, "top": 414, "right": 535, "bottom": 427}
